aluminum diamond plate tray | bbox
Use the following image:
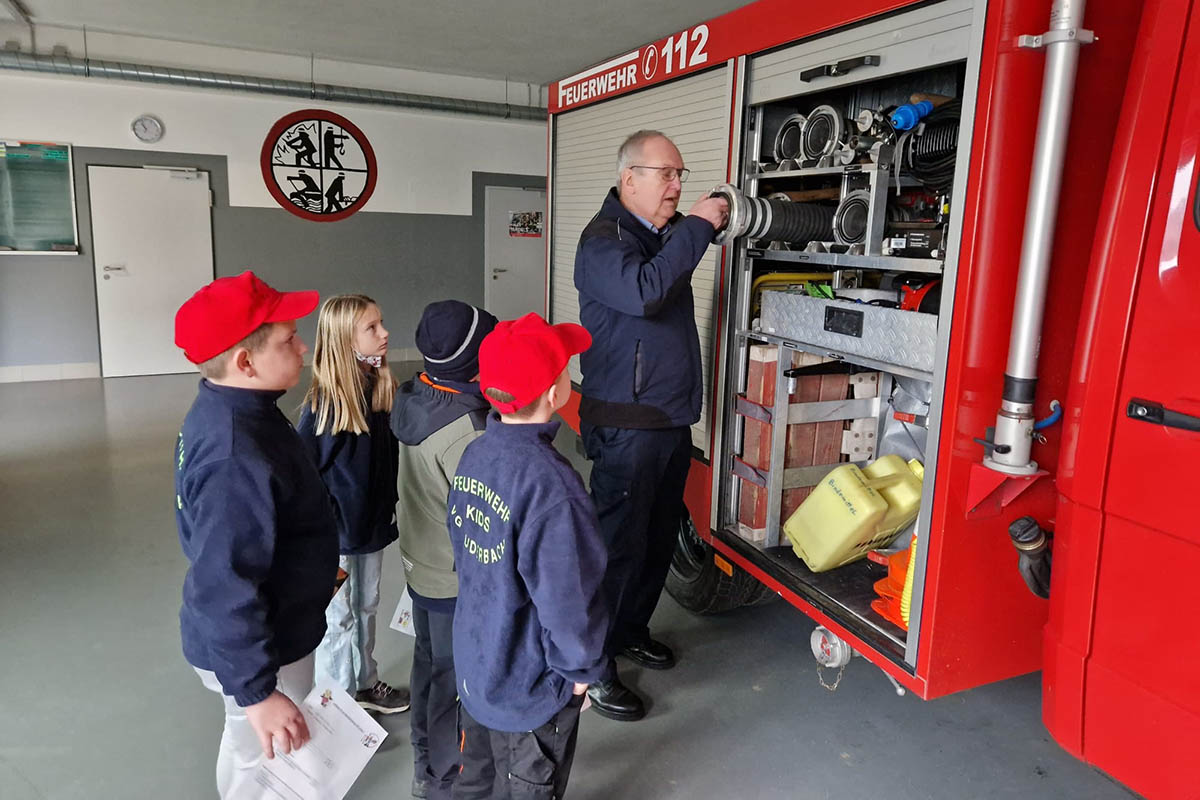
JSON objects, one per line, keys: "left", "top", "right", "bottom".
{"left": 759, "top": 291, "right": 937, "bottom": 374}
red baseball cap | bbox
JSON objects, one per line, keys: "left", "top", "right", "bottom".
{"left": 479, "top": 312, "right": 591, "bottom": 413}
{"left": 174, "top": 270, "right": 319, "bottom": 364}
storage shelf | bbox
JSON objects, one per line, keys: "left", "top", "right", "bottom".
{"left": 748, "top": 247, "right": 944, "bottom": 275}
{"left": 736, "top": 329, "right": 935, "bottom": 383}
{"left": 714, "top": 526, "right": 911, "bottom": 664}
{"left": 751, "top": 165, "right": 925, "bottom": 185}
{"left": 753, "top": 165, "right": 852, "bottom": 179}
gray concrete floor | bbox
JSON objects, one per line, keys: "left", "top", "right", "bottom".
{"left": 0, "top": 373, "right": 1137, "bottom": 800}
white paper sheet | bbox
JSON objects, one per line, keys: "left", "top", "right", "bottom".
{"left": 231, "top": 682, "right": 388, "bottom": 800}
{"left": 389, "top": 590, "right": 416, "bottom": 637}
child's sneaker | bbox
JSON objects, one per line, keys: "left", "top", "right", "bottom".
{"left": 355, "top": 681, "right": 410, "bottom": 714}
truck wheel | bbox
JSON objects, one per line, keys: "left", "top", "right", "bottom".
{"left": 666, "top": 514, "right": 766, "bottom": 614}
{"left": 741, "top": 578, "right": 779, "bottom": 607}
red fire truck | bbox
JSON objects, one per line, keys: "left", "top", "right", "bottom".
{"left": 543, "top": 0, "right": 1199, "bottom": 797}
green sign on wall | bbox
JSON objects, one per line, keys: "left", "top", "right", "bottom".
{"left": 0, "top": 141, "right": 79, "bottom": 253}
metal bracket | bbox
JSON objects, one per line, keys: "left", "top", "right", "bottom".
{"left": 731, "top": 457, "right": 769, "bottom": 489}
{"left": 734, "top": 394, "right": 773, "bottom": 424}
{"left": 1018, "top": 28, "right": 1096, "bottom": 49}
{"left": 965, "top": 462, "right": 1050, "bottom": 519}
{"left": 788, "top": 396, "right": 881, "bottom": 425}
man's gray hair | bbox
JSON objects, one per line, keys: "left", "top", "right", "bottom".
{"left": 616, "top": 130, "right": 670, "bottom": 182}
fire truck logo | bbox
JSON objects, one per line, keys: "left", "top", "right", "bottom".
{"left": 260, "top": 109, "right": 378, "bottom": 222}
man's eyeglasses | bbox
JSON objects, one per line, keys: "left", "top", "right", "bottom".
{"left": 630, "top": 165, "right": 691, "bottom": 183}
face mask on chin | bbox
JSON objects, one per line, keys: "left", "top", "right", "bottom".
{"left": 354, "top": 349, "right": 382, "bottom": 368}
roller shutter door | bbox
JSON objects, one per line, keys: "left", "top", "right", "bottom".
{"left": 550, "top": 65, "right": 731, "bottom": 454}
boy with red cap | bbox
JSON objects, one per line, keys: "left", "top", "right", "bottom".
{"left": 448, "top": 312, "right": 609, "bottom": 800}
{"left": 173, "top": 270, "right": 339, "bottom": 799}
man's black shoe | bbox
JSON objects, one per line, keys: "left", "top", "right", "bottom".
{"left": 621, "top": 639, "right": 676, "bottom": 670}
{"left": 586, "top": 678, "right": 646, "bottom": 721}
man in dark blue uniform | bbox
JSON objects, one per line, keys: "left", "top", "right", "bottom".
{"left": 574, "top": 130, "right": 728, "bottom": 720}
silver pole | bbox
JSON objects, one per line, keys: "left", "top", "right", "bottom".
{"left": 986, "top": 0, "right": 1094, "bottom": 475}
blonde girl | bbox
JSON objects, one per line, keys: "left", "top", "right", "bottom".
{"left": 297, "top": 294, "right": 409, "bottom": 714}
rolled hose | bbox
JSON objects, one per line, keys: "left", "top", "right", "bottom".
{"left": 711, "top": 183, "right": 834, "bottom": 246}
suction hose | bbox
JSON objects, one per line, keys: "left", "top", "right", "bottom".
{"left": 1009, "top": 516, "right": 1052, "bottom": 599}
{"left": 710, "top": 183, "right": 835, "bottom": 246}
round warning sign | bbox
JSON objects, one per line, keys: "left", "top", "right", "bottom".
{"left": 260, "top": 109, "right": 377, "bottom": 222}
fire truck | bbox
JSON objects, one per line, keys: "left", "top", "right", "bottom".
{"left": 543, "top": 0, "right": 1200, "bottom": 797}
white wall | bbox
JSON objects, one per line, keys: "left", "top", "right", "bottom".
{"left": 0, "top": 70, "right": 546, "bottom": 215}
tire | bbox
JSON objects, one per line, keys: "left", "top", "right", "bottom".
{"left": 740, "top": 578, "right": 779, "bottom": 607}
{"left": 665, "top": 514, "right": 770, "bottom": 614}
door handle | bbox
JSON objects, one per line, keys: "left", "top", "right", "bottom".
{"left": 492, "top": 268, "right": 508, "bottom": 274}
{"left": 1127, "top": 398, "right": 1200, "bottom": 433}
{"left": 800, "top": 55, "right": 881, "bottom": 82}
{"left": 103, "top": 264, "right": 127, "bottom": 272}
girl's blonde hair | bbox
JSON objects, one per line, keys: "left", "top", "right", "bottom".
{"left": 304, "top": 294, "right": 396, "bottom": 435}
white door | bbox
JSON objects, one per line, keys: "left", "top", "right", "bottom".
{"left": 88, "top": 166, "right": 214, "bottom": 377}
{"left": 483, "top": 185, "right": 546, "bottom": 321}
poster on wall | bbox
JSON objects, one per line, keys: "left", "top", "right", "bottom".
{"left": 260, "top": 109, "right": 377, "bottom": 222}
{"left": 507, "top": 210, "right": 543, "bottom": 238}
{"left": 0, "top": 141, "right": 78, "bottom": 252}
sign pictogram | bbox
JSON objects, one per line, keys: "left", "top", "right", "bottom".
{"left": 260, "top": 109, "right": 377, "bottom": 222}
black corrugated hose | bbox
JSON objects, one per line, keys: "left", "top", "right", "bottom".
{"left": 904, "top": 100, "right": 961, "bottom": 194}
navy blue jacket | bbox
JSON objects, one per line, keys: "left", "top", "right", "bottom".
{"left": 574, "top": 187, "right": 714, "bottom": 428}
{"left": 449, "top": 415, "right": 609, "bottom": 732}
{"left": 175, "top": 380, "right": 338, "bottom": 707}
{"left": 296, "top": 373, "right": 399, "bottom": 556}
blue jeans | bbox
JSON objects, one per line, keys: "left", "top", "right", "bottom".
{"left": 315, "top": 550, "right": 383, "bottom": 693}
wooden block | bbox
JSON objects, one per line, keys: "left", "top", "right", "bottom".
{"left": 814, "top": 373, "right": 850, "bottom": 466}
{"left": 745, "top": 344, "right": 777, "bottom": 405}
{"left": 738, "top": 350, "right": 856, "bottom": 534}
{"left": 738, "top": 345, "right": 777, "bottom": 531}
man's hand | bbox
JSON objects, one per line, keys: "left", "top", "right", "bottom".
{"left": 687, "top": 194, "right": 730, "bottom": 231}
{"left": 574, "top": 682, "right": 592, "bottom": 712}
{"left": 245, "top": 691, "right": 310, "bottom": 759}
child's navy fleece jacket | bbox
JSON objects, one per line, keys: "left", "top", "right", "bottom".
{"left": 448, "top": 414, "right": 608, "bottom": 732}
{"left": 296, "top": 373, "right": 400, "bottom": 556}
{"left": 175, "top": 380, "right": 338, "bottom": 707}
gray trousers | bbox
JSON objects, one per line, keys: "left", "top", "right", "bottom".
{"left": 194, "top": 652, "right": 315, "bottom": 799}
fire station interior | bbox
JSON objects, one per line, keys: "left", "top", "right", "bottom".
{"left": 716, "top": 63, "right": 968, "bottom": 666}
{"left": 0, "top": 0, "right": 1159, "bottom": 798}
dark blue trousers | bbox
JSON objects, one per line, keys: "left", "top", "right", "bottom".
{"left": 581, "top": 424, "right": 692, "bottom": 661}
{"left": 411, "top": 603, "right": 458, "bottom": 800}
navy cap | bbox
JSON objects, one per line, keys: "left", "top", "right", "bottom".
{"left": 415, "top": 300, "right": 498, "bottom": 382}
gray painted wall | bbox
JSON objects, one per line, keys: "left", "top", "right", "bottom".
{"left": 0, "top": 147, "right": 542, "bottom": 369}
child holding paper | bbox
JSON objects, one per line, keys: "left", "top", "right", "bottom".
{"left": 173, "top": 271, "right": 337, "bottom": 798}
